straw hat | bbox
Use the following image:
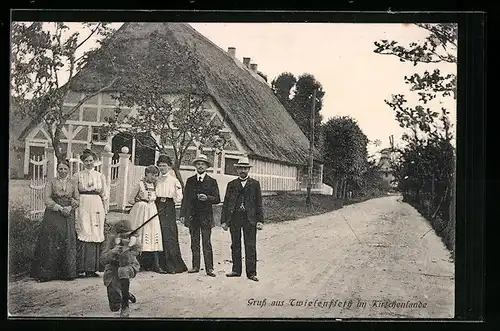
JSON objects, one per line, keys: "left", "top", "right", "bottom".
{"left": 192, "top": 154, "right": 212, "bottom": 167}
{"left": 234, "top": 156, "right": 252, "bottom": 168}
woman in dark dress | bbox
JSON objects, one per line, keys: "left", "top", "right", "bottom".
{"left": 155, "top": 155, "right": 188, "bottom": 274}
{"left": 31, "top": 160, "right": 78, "bottom": 282}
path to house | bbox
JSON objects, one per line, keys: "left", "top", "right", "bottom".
{"left": 8, "top": 195, "right": 454, "bottom": 319}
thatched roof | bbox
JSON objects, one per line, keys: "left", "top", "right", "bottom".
{"left": 68, "top": 23, "right": 322, "bottom": 166}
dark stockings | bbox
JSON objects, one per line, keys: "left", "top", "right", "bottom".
{"left": 120, "top": 279, "right": 130, "bottom": 309}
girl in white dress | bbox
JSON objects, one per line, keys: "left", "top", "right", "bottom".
{"left": 128, "top": 165, "right": 167, "bottom": 274}
{"left": 73, "top": 148, "right": 109, "bottom": 277}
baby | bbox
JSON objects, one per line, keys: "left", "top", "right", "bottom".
{"left": 100, "top": 219, "right": 141, "bottom": 317}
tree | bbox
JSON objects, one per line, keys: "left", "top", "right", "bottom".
{"left": 322, "top": 116, "right": 369, "bottom": 198}
{"left": 373, "top": 23, "right": 457, "bottom": 251}
{"left": 104, "top": 30, "right": 227, "bottom": 188}
{"left": 271, "top": 72, "right": 296, "bottom": 109}
{"left": 360, "top": 158, "right": 391, "bottom": 196}
{"left": 10, "top": 22, "right": 117, "bottom": 162}
{"left": 271, "top": 73, "right": 324, "bottom": 149}
{"left": 374, "top": 23, "right": 457, "bottom": 143}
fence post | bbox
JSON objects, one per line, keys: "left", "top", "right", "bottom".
{"left": 101, "top": 144, "right": 113, "bottom": 212}
{"left": 46, "top": 147, "right": 56, "bottom": 181}
{"left": 116, "top": 146, "right": 131, "bottom": 212}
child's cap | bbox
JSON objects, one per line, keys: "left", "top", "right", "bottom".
{"left": 112, "top": 219, "right": 133, "bottom": 234}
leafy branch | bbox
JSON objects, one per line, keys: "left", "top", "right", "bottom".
{"left": 104, "top": 30, "right": 227, "bottom": 187}
{"left": 11, "top": 22, "right": 117, "bottom": 161}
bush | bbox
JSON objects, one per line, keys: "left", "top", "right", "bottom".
{"left": 8, "top": 207, "right": 41, "bottom": 279}
{"left": 261, "top": 193, "right": 343, "bottom": 223}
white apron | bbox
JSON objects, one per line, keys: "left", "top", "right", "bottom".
{"left": 74, "top": 169, "right": 108, "bottom": 243}
{"left": 128, "top": 180, "right": 163, "bottom": 252}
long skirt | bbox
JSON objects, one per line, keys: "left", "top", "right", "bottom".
{"left": 156, "top": 198, "right": 188, "bottom": 273}
{"left": 75, "top": 194, "right": 106, "bottom": 273}
{"left": 30, "top": 208, "right": 77, "bottom": 280}
{"left": 76, "top": 240, "right": 103, "bottom": 273}
{"left": 129, "top": 201, "right": 163, "bottom": 252}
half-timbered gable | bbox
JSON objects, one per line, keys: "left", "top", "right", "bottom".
{"left": 18, "top": 22, "right": 326, "bottom": 193}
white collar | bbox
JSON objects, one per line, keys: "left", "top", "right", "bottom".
{"left": 197, "top": 172, "right": 207, "bottom": 181}
{"left": 239, "top": 176, "right": 249, "bottom": 182}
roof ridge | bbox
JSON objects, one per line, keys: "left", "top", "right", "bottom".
{"left": 184, "top": 23, "right": 268, "bottom": 86}
{"left": 20, "top": 22, "right": 321, "bottom": 165}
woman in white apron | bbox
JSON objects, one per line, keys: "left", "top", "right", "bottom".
{"left": 128, "top": 165, "right": 167, "bottom": 274}
{"left": 73, "top": 148, "right": 109, "bottom": 277}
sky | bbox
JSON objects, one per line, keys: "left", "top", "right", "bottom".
{"left": 188, "top": 23, "right": 457, "bottom": 156}
{"left": 18, "top": 22, "right": 457, "bottom": 156}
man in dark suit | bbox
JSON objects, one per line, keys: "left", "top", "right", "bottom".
{"left": 221, "top": 156, "right": 264, "bottom": 282}
{"left": 180, "top": 154, "right": 220, "bottom": 277}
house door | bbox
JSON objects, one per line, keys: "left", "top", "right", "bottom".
{"left": 111, "top": 132, "right": 134, "bottom": 161}
{"left": 134, "top": 133, "right": 156, "bottom": 166}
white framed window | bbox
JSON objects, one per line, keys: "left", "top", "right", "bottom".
{"left": 91, "top": 126, "right": 108, "bottom": 142}
{"left": 224, "top": 157, "right": 241, "bottom": 176}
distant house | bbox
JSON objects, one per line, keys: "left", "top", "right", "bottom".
{"left": 17, "top": 22, "right": 324, "bottom": 192}
{"left": 377, "top": 148, "right": 395, "bottom": 187}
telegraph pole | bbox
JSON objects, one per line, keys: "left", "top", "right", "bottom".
{"left": 306, "top": 88, "right": 317, "bottom": 207}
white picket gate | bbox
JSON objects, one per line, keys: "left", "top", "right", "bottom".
{"left": 28, "top": 152, "right": 105, "bottom": 220}
{"left": 68, "top": 154, "right": 103, "bottom": 177}
{"left": 26, "top": 145, "right": 243, "bottom": 216}
{"left": 28, "top": 155, "right": 48, "bottom": 220}
{"left": 108, "top": 158, "right": 120, "bottom": 208}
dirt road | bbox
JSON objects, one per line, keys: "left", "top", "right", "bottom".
{"left": 8, "top": 195, "right": 454, "bottom": 319}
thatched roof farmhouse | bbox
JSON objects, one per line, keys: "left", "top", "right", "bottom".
{"left": 18, "top": 22, "right": 325, "bottom": 192}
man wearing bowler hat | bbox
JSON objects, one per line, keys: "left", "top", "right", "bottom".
{"left": 180, "top": 154, "right": 220, "bottom": 277}
{"left": 221, "top": 156, "right": 264, "bottom": 282}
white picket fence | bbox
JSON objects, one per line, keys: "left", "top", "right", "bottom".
{"left": 27, "top": 148, "right": 235, "bottom": 219}
{"left": 68, "top": 155, "right": 103, "bottom": 177}
{"left": 26, "top": 146, "right": 329, "bottom": 220}
{"left": 109, "top": 158, "right": 120, "bottom": 209}
{"left": 28, "top": 155, "right": 48, "bottom": 220}
{"left": 27, "top": 152, "right": 110, "bottom": 220}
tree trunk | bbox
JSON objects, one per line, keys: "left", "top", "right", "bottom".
{"left": 53, "top": 126, "right": 65, "bottom": 162}
{"left": 172, "top": 161, "right": 185, "bottom": 191}
{"left": 338, "top": 178, "right": 344, "bottom": 199}
{"left": 335, "top": 178, "right": 341, "bottom": 199}
{"left": 339, "top": 179, "right": 344, "bottom": 199}
{"left": 343, "top": 179, "right": 348, "bottom": 199}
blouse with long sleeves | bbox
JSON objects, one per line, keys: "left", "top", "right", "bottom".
{"left": 155, "top": 172, "right": 183, "bottom": 204}
{"left": 73, "top": 168, "right": 109, "bottom": 202}
{"left": 45, "top": 176, "right": 78, "bottom": 210}
{"left": 128, "top": 179, "right": 157, "bottom": 206}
